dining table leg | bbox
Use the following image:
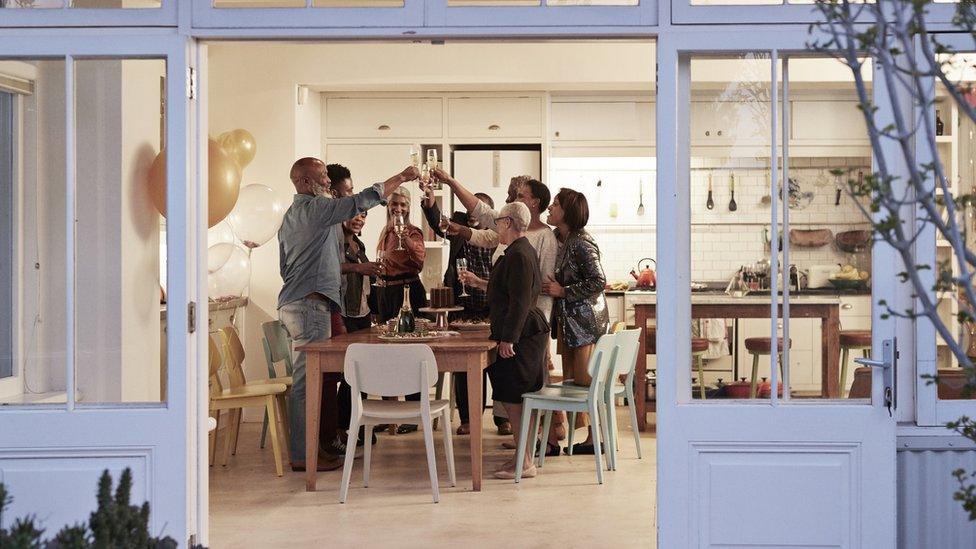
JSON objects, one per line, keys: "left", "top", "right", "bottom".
{"left": 466, "top": 353, "right": 484, "bottom": 492}
{"left": 306, "top": 351, "right": 322, "bottom": 491}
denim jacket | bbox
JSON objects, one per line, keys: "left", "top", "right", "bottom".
{"left": 551, "top": 230, "right": 609, "bottom": 348}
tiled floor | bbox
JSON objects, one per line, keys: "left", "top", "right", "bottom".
{"left": 210, "top": 410, "right": 657, "bottom": 548}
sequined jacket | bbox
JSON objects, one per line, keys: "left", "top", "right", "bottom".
{"left": 551, "top": 230, "right": 609, "bottom": 348}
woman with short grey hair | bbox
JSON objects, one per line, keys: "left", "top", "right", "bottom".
{"left": 463, "top": 201, "right": 550, "bottom": 479}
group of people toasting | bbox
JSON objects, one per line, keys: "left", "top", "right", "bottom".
{"left": 277, "top": 155, "right": 608, "bottom": 479}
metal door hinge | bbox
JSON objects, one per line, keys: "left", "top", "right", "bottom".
{"left": 188, "top": 301, "right": 197, "bottom": 334}
{"left": 187, "top": 67, "right": 197, "bottom": 100}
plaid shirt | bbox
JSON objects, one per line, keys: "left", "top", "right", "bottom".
{"left": 460, "top": 240, "right": 493, "bottom": 313}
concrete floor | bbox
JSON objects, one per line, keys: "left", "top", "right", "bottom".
{"left": 210, "top": 410, "right": 657, "bottom": 548}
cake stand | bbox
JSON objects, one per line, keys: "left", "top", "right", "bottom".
{"left": 419, "top": 306, "right": 464, "bottom": 330}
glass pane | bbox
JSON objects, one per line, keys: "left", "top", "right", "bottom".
{"left": 73, "top": 58, "right": 166, "bottom": 405}
{"left": 690, "top": 0, "right": 781, "bottom": 5}
{"left": 547, "top": 0, "right": 637, "bottom": 4}
{"left": 313, "top": 0, "right": 403, "bottom": 5}
{"left": 0, "top": 59, "right": 68, "bottom": 405}
{"left": 782, "top": 56, "right": 872, "bottom": 402}
{"left": 71, "top": 0, "right": 162, "bottom": 6}
{"left": 448, "top": 0, "right": 540, "bottom": 5}
{"left": 0, "top": 0, "right": 63, "bottom": 7}
{"left": 689, "top": 53, "right": 777, "bottom": 401}
{"left": 214, "top": 0, "right": 304, "bottom": 6}
{"left": 934, "top": 53, "right": 976, "bottom": 400}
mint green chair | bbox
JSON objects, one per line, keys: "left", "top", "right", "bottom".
{"left": 261, "top": 320, "right": 295, "bottom": 449}
{"left": 515, "top": 333, "right": 619, "bottom": 484}
{"left": 545, "top": 326, "right": 642, "bottom": 471}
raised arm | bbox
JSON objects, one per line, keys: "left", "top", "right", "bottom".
{"left": 316, "top": 165, "right": 419, "bottom": 227}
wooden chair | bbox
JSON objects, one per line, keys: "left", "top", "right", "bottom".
{"left": 208, "top": 336, "right": 289, "bottom": 476}
{"left": 339, "top": 343, "right": 455, "bottom": 503}
{"left": 261, "top": 320, "right": 296, "bottom": 448}
{"left": 746, "top": 337, "right": 791, "bottom": 398}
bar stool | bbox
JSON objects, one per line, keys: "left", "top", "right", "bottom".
{"left": 746, "top": 337, "right": 791, "bottom": 398}
{"left": 839, "top": 330, "right": 871, "bottom": 397}
{"left": 692, "top": 338, "right": 709, "bottom": 399}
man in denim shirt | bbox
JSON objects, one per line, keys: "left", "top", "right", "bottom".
{"left": 278, "top": 157, "right": 418, "bottom": 472}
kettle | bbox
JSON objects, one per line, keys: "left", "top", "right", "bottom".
{"left": 630, "top": 258, "right": 657, "bottom": 289}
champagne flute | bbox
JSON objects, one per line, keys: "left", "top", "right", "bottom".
{"left": 394, "top": 213, "right": 406, "bottom": 251}
{"left": 439, "top": 214, "right": 451, "bottom": 234}
{"left": 457, "top": 258, "right": 471, "bottom": 298}
{"left": 420, "top": 163, "right": 431, "bottom": 193}
{"left": 426, "top": 148, "right": 438, "bottom": 170}
{"left": 409, "top": 145, "right": 421, "bottom": 169}
{"left": 373, "top": 250, "right": 386, "bottom": 287}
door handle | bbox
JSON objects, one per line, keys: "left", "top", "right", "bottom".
{"left": 854, "top": 339, "right": 896, "bottom": 416}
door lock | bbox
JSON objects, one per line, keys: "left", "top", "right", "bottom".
{"left": 855, "top": 338, "right": 896, "bottom": 416}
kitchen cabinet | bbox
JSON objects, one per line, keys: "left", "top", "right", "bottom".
{"left": 790, "top": 99, "right": 868, "bottom": 146}
{"left": 447, "top": 97, "right": 543, "bottom": 139}
{"left": 606, "top": 294, "right": 624, "bottom": 327}
{"left": 550, "top": 101, "right": 654, "bottom": 143}
{"left": 691, "top": 100, "right": 774, "bottom": 147}
{"left": 325, "top": 97, "right": 443, "bottom": 139}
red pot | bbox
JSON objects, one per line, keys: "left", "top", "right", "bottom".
{"left": 725, "top": 378, "right": 752, "bottom": 399}
{"left": 757, "top": 377, "right": 785, "bottom": 398}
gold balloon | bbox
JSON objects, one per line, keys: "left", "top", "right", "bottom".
{"left": 146, "top": 138, "right": 243, "bottom": 228}
{"left": 218, "top": 129, "right": 257, "bottom": 169}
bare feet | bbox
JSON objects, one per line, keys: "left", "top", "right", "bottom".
{"left": 494, "top": 464, "right": 536, "bottom": 479}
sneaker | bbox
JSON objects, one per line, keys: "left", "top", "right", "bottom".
{"left": 396, "top": 424, "right": 419, "bottom": 434}
{"left": 324, "top": 436, "right": 364, "bottom": 459}
{"left": 496, "top": 421, "right": 513, "bottom": 436}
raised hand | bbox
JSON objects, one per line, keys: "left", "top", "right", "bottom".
{"left": 399, "top": 165, "right": 421, "bottom": 182}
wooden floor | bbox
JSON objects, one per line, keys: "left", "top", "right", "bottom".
{"left": 210, "top": 410, "right": 657, "bottom": 548}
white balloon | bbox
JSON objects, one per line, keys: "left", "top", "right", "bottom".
{"left": 208, "top": 220, "right": 236, "bottom": 249}
{"left": 208, "top": 243, "right": 250, "bottom": 299}
{"left": 226, "top": 184, "right": 287, "bottom": 249}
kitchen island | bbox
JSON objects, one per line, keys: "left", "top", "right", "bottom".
{"left": 633, "top": 294, "right": 842, "bottom": 431}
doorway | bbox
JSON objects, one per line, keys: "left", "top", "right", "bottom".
{"left": 200, "top": 39, "right": 660, "bottom": 547}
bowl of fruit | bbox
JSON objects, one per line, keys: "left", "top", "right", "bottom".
{"left": 828, "top": 264, "right": 869, "bottom": 290}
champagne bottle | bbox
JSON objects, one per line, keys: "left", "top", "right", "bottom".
{"left": 396, "top": 285, "right": 415, "bottom": 334}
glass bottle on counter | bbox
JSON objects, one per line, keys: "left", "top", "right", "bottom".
{"left": 396, "top": 285, "right": 416, "bottom": 334}
{"left": 936, "top": 109, "right": 945, "bottom": 136}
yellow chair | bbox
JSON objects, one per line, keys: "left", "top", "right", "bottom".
{"left": 208, "top": 335, "right": 289, "bottom": 477}
{"left": 218, "top": 326, "right": 292, "bottom": 460}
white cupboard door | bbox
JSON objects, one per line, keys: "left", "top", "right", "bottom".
{"left": 325, "top": 97, "right": 443, "bottom": 139}
{"left": 0, "top": 34, "right": 193, "bottom": 545}
{"left": 791, "top": 100, "right": 869, "bottom": 146}
{"left": 447, "top": 97, "right": 543, "bottom": 139}
{"left": 551, "top": 101, "right": 655, "bottom": 143}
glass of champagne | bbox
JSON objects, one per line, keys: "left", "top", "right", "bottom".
{"left": 457, "top": 258, "right": 471, "bottom": 298}
{"left": 393, "top": 213, "right": 406, "bottom": 251}
{"left": 409, "top": 144, "right": 421, "bottom": 169}
{"left": 373, "top": 250, "right": 386, "bottom": 287}
{"left": 439, "top": 214, "right": 451, "bottom": 235}
{"left": 427, "top": 148, "right": 438, "bottom": 170}
{"left": 420, "top": 163, "right": 431, "bottom": 193}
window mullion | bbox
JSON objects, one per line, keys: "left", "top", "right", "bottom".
{"left": 65, "top": 55, "right": 75, "bottom": 411}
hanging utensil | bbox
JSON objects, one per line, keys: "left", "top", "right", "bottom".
{"left": 706, "top": 172, "right": 714, "bottom": 210}
{"left": 728, "top": 172, "right": 738, "bottom": 212}
{"left": 637, "top": 178, "right": 646, "bottom": 216}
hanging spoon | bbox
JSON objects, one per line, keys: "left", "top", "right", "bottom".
{"left": 637, "top": 178, "right": 645, "bottom": 216}
{"left": 706, "top": 172, "right": 715, "bottom": 210}
{"left": 728, "top": 171, "right": 738, "bottom": 212}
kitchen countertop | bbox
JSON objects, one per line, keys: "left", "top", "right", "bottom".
{"left": 630, "top": 293, "right": 843, "bottom": 305}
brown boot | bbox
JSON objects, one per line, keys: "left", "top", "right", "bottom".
{"left": 290, "top": 451, "right": 343, "bottom": 472}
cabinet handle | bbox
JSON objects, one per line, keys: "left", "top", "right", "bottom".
{"left": 488, "top": 124, "right": 501, "bottom": 131}
{"left": 377, "top": 124, "right": 391, "bottom": 131}
{"left": 554, "top": 130, "right": 560, "bottom": 137}
{"left": 717, "top": 130, "right": 723, "bottom": 136}
{"left": 841, "top": 303, "right": 853, "bottom": 310}
{"left": 705, "top": 130, "right": 710, "bottom": 136}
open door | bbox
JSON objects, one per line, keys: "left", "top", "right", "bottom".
{"left": 655, "top": 31, "right": 899, "bottom": 547}
{"left": 0, "top": 33, "right": 198, "bottom": 544}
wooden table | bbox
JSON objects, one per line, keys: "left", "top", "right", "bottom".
{"left": 634, "top": 296, "right": 841, "bottom": 431}
{"left": 297, "top": 328, "right": 497, "bottom": 492}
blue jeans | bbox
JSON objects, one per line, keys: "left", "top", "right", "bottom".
{"left": 278, "top": 298, "right": 332, "bottom": 462}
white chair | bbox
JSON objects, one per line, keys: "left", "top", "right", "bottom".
{"left": 517, "top": 333, "right": 619, "bottom": 484}
{"left": 339, "top": 343, "right": 456, "bottom": 504}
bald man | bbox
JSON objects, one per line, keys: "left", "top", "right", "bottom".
{"left": 278, "top": 157, "right": 418, "bottom": 472}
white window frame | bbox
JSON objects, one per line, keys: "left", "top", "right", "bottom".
{"left": 425, "top": 0, "right": 656, "bottom": 28}
{"left": 0, "top": 1, "right": 176, "bottom": 27}
{"left": 0, "top": 88, "right": 16, "bottom": 399}
{"left": 914, "top": 32, "right": 976, "bottom": 427}
{"left": 191, "top": 0, "right": 425, "bottom": 29}
{"left": 671, "top": 1, "right": 962, "bottom": 27}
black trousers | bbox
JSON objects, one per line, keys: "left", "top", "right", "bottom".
{"left": 454, "top": 371, "right": 507, "bottom": 425}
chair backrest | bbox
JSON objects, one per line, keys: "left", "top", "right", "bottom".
{"left": 262, "top": 320, "right": 295, "bottom": 377}
{"left": 208, "top": 336, "right": 225, "bottom": 397}
{"left": 217, "top": 326, "right": 247, "bottom": 388}
{"left": 344, "top": 343, "right": 437, "bottom": 398}
{"left": 585, "top": 333, "right": 619, "bottom": 400}
{"left": 612, "top": 328, "right": 642, "bottom": 377}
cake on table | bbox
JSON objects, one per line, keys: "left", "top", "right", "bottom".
{"left": 430, "top": 286, "right": 455, "bottom": 309}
